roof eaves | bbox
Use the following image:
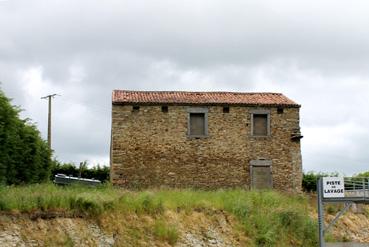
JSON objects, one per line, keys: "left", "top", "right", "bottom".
{"left": 112, "top": 101, "right": 300, "bottom": 108}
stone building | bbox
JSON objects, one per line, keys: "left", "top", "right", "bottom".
{"left": 110, "top": 90, "right": 303, "bottom": 191}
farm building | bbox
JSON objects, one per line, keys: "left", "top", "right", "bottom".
{"left": 110, "top": 90, "right": 303, "bottom": 191}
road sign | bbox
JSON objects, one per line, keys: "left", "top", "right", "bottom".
{"left": 323, "top": 177, "right": 345, "bottom": 198}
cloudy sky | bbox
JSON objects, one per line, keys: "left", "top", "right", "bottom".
{"left": 1, "top": 0, "right": 369, "bottom": 175}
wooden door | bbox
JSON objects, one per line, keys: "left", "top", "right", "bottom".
{"left": 251, "top": 166, "right": 272, "bottom": 189}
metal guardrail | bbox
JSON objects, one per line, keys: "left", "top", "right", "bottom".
{"left": 344, "top": 177, "right": 369, "bottom": 191}
{"left": 53, "top": 174, "right": 101, "bottom": 186}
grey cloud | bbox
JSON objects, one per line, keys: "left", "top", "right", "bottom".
{"left": 2, "top": 0, "right": 369, "bottom": 71}
{"left": 1, "top": 0, "right": 369, "bottom": 172}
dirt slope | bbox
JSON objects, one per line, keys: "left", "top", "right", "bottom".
{"left": 0, "top": 210, "right": 249, "bottom": 247}
{"left": 330, "top": 210, "right": 369, "bottom": 242}
{"left": 1, "top": 203, "right": 369, "bottom": 246}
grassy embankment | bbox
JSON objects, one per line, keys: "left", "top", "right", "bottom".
{"left": 0, "top": 184, "right": 317, "bottom": 246}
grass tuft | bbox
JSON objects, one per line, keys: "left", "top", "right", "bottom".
{"left": 153, "top": 220, "right": 179, "bottom": 245}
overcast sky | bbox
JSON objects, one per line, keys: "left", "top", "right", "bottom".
{"left": 1, "top": 0, "right": 369, "bottom": 175}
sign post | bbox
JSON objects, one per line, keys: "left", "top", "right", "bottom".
{"left": 317, "top": 178, "right": 325, "bottom": 247}
{"left": 318, "top": 177, "right": 346, "bottom": 247}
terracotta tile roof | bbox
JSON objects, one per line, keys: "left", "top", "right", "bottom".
{"left": 112, "top": 90, "right": 300, "bottom": 107}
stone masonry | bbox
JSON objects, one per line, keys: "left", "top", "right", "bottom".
{"left": 110, "top": 91, "right": 303, "bottom": 191}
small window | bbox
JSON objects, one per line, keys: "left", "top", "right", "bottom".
{"left": 253, "top": 114, "right": 268, "bottom": 136}
{"left": 161, "top": 106, "right": 168, "bottom": 113}
{"left": 223, "top": 106, "right": 230, "bottom": 113}
{"left": 132, "top": 106, "right": 140, "bottom": 112}
{"left": 189, "top": 113, "right": 205, "bottom": 136}
{"left": 188, "top": 108, "right": 208, "bottom": 137}
{"left": 277, "top": 108, "right": 284, "bottom": 114}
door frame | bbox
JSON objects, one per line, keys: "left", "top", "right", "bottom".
{"left": 250, "top": 159, "right": 273, "bottom": 189}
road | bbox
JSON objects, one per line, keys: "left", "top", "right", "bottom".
{"left": 327, "top": 243, "right": 369, "bottom": 247}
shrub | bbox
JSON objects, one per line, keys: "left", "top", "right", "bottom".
{"left": 353, "top": 171, "right": 369, "bottom": 177}
{"left": 302, "top": 171, "right": 339, "bottom": 192}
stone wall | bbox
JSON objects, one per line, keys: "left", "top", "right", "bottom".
{"left": 110, "top": 104, "right": 302, "bottom": 191}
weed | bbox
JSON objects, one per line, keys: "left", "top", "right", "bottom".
{"left": 279, "top": 209, "right": 301, "bottom": 227}
{"left": 63, "top": 235, "right": 74, "bottom": 247}
{"left": 0, "top": 199, "right": 8, "bottom": 210}
{"left": 153, "top": 220, "right": 178, "bottom": 245}
{"left": 342, "top": 234, "right": 351, "bottom": 242}
{"left": 141, "top": 194, "right": 163, "bottom": 214}
{"left": 326, "top": 205, "right": 338, "bottom": 215}
{"left": 255, "top": 229, "right": 275, "bottom": 247}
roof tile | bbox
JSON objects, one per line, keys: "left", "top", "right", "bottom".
{"left": 112, "top": 90, "right": 299, "bottom": 107}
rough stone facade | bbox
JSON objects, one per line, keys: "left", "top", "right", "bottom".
{"left": 110, "top": 97, "right": 303, "bottom": 191}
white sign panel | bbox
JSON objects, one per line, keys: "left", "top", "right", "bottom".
{"left": 323, "top": 177, "right": 345, "bottom": 198}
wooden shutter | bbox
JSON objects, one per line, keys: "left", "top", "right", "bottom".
{"left": 190, "top": 113, "right": 205, "bottom": 136}
{"left": 253, "top": 114, "right": 268, "bottom": 136}
{"left": 251, "top": 166, "right": 272, "bottom": 189}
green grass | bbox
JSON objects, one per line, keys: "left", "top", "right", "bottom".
{"left": 153, "top": 220, "right": 179, "bottom": 245}
{"left": 0, "top": 183, "right": 318, "bottom": 246}
{"left": 0, "top": 183, "right": 119, "bottom": 215}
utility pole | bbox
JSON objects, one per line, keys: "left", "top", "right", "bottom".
{"left": 41, "top": 94, "right": 59, "bottom": 150}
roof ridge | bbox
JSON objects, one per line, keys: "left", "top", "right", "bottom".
{"left": 113, "top": 90, "right": 282, "bottom": 95}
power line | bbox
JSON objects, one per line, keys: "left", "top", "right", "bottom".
{"left": 41, "top": 94, "right": 60, "bottom": 151}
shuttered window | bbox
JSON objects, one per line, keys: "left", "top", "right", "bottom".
{"left": 189, "top": 113, "right": 205, "bottom": 136}
{"left": 253, "top": 114, "right": 268, "bottom": 136}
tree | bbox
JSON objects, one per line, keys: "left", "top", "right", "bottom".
{"left": 0, "top": 88, "right": 52, "bottom": 185}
